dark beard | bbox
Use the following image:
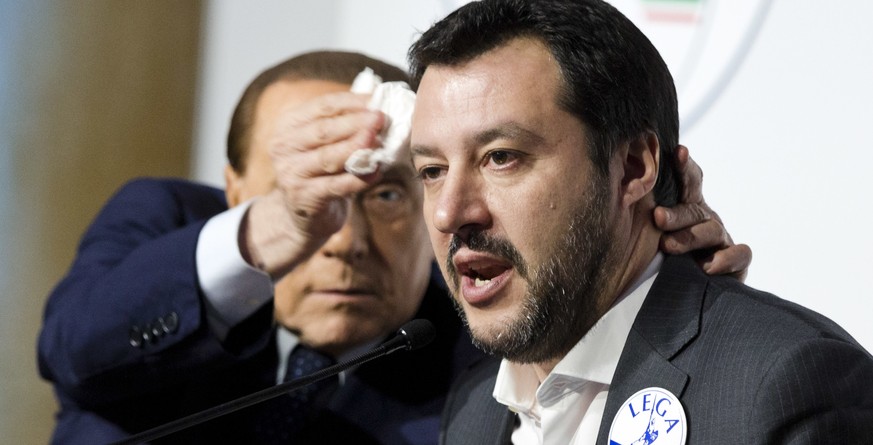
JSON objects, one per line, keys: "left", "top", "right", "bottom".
{"left": 445, "top": 176, "right": 616, "bottom": 364}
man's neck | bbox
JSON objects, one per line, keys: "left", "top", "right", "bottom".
{"left": 610, "top": 225, "right": 661, "bottom": 310}
{"left": 602, "top": 200, "right": 662, "bottom": 313}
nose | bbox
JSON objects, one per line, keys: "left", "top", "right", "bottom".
{"left": 430, "top": 170, "right": 491, "bottom": 243}
{"left": 320, "top": 203, "right": 369, "bottom": 261}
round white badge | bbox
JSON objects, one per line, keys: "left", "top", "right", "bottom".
{"left": 608, "top": 387, "right": 687, "bottom": 445}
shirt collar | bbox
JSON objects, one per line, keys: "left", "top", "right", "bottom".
{"left": 493, "top": 253, "right": 663, "bottom": 413}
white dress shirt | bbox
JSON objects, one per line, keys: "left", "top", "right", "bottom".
{"left": 195, "top": 199, "right": 274, "bottom": 327}
{"left": 493, "top": 254, "right": 663, "bottom": 445}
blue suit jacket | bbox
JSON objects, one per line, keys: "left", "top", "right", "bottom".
{"left": 38, "top": 178, "right": 483, "bottom": 444}
{"left": 440, "top": 254, "right": 873, "bottom": 444}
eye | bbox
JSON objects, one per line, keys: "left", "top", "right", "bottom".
{"left": 484, "top": 150, "right": 519, "bottom": 169}
{"left": 361, "top": 183, "right": 413, "bottom": 221}
{"left": 365, "top": 183, "right": 407, "bottom": 202}
{"left": 416, "top": 165, "right": 445, "bottom": 182}
{"left": 375, "top": 188, "right": 401, "bottom": 202}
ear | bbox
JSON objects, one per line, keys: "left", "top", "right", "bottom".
{"left": 224, "top": 164, "right": 244, "bottom": 208}
{"left": 620, "top": 130, "right": 660, "bottom": 208}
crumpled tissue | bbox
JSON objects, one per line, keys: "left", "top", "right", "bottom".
{"left": 344, "top": 67, "right": 416, "bottom": 175}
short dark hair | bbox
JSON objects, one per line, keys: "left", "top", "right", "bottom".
{"left": 408, "top": 0, "right": 680, "bottom": 205}
{"left": 227, "top": 50, "right": 409, "bottom": 173}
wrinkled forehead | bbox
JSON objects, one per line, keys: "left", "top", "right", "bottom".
{"left": 246, "top": 79, "right": 352, "bottom": 167}
{"left": 410, "top": 37, "right": 564, "bottom": 153}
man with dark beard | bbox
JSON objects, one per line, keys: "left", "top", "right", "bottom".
{"left": 408, "top": 0, "right": 873, "bottom": 444}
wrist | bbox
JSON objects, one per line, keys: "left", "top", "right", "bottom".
{"left": 240, "top": 192, "right": 312, "bottom": 278}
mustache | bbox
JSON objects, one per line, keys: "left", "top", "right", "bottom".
{"left": 445, "top": 231, "right": 529, "bottom": 287}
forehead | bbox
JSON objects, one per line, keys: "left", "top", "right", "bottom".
{"left": 256, "top": 79, "right": 350, "bottom": 124}
{"left": 245, "top": 79, "right": 350, "bottom": 171}
{"left": 411, "top": 37, "right": 565, "bottom": 149}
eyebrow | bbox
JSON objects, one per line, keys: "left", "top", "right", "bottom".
{"left": 410, "top": 121, "right": 545, "bottom": 159}
{"left": 409, "top": 144, "right": 439, "bottom": 159}
{"left": 473, "top": 122, "right": 545, "bottom": 148}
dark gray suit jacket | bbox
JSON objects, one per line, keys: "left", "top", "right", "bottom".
{"left": 440, "top": 254, "right": 873, "bottom": 444}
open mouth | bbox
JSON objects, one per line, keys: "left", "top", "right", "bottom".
{"left": 465, "top": 263, "right": 510, "bottom": 287}
{"left": 453, "top": 254, "right": 514, "bottom": 305}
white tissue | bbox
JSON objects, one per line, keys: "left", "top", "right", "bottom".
{"left": 344, "top": 68, "right": 416, "bottom": 175}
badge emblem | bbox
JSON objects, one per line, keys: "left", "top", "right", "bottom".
{"left": 608, "top": 387, "right": 686, "bottom": 445}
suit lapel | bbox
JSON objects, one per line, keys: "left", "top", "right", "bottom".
{"left": 596, "top": 254, "right": 707, "bottom": 443}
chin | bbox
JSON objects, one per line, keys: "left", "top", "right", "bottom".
{"left": 464, "top": 304, "right": 513, "bottom": 332}
{"left": 297, "top": 313, "right": 394, "bottom": 355}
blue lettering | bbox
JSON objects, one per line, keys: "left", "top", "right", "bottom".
{"left": 665, "top": 419, "right": 680, "bottom": 433}
{"left": 641, "top": 393, "right": 652, "bottom": 413}
{"left": 655, "top": 397, "right": 671, "bottom": 416}
{"left": 628, "top": 401, "right": 640, "bottom": 417}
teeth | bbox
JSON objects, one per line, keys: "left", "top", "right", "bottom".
{"left": 474, "top": 277, "right": 491, "bottom": 287}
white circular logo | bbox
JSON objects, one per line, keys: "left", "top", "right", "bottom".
{"left": 608, "top": 387, "right": 687, "bottom": 445}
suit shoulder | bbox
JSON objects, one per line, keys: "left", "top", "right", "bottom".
{"left": 702, "top": 274, "right": 864, "bottom": 350}
{"left": 116, "top": 177, "right": 224, "bottom": 203}
{"left": 73, "top": 177, "right": 226, "bottom": 254}
{"left": 718, "top": 282, "right": 873, "bottom": 441}
{"left": 102, "top": 177, "right": 226, "bottom": 222}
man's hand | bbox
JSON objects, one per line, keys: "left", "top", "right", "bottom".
{"left": 655, "top": 145, "right": 752, "bottom": 281}
{"left": 243, "top": 92, "right": 385, "bottom": 278}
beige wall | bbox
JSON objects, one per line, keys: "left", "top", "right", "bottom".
{"left": 1, "top": 2, "right": 202, "bottom": 441}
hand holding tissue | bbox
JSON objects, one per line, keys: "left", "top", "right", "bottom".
{"left": 344, "top": 68, "right": 416, "bottom": 175}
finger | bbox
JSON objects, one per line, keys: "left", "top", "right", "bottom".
{"left": 702, "top": 243, "right": 752, "bottom": 282}
{"left": 320, "top": 169, "right": 382, "bottom": 199}
{"left": 673, "top": 145, "right": 704, "bottom": 204}
{"left": 283, "top": 91, "right": 371, "bottom": 124}
{"left": 674, "top": 144, "right": 690, "bottom": 169}
{"left": 283, "top": 171, "right": 376, "bottom": 226}
{"left": 273, "top": 109, "right": 384, "bottom": 157}
{"left": 654, "top": 202, "right": 714, "bottom": 233}
{"left": 659, "top": 218, "right": 730, "bottom": 255}
{"left": 292, "top": 126, "right": 380, "bottom": 177}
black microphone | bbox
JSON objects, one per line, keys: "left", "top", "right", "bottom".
{"left": 113, "top": 319, "right": 436, "bottom": 445}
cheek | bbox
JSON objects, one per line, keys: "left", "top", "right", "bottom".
{"left": 496, "top": 184, "right": 568, "bottom": 260}
{"left": 372, "top": 215, "right": 430, "bottom": 262}
{"left": 273, "top": 274, "right": 307, "bottom": 322}
{"left": 238, "top": 174, "right": 276, "bottom": 202}
{"left": 372, "top": 221, "right": 432, "bottom": 299}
